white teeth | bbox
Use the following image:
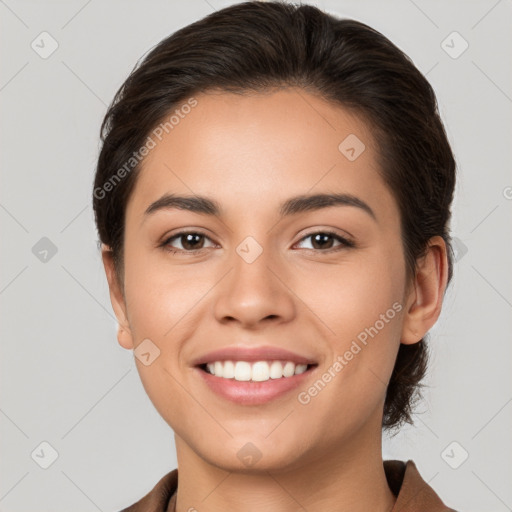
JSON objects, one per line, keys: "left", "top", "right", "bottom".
{"left": 214, "top": 361, "right": 223, "bottom": 377}
{"left": 205, "top": 360, "right": 310, "bottom": 382}
{"left": 251, "top": 361, "right": 270, "bottom": 382}
{"left": 294, "top": 364, "right": 307, "bottom": 375}
{"left": 234, "top": 361, "right": 252, "bottom": 381}
{"left": 270, "top": 361, "right": 283, "bottom": 379}
{"left": 283, "top": 361, "right": 295, "bottom": 377}
{"left": 223, "top": 360, "right": 235, "bottom": 379}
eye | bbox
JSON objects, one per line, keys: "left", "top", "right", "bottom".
{"left": 294, "top": 230, "right": 355, "bottom": 252}
{"left": 161, "top": 231, "right": 216, "bottom": 254}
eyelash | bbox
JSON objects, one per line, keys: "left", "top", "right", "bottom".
{"left": 160, "top": 229, "right": 355, "bottom": 255}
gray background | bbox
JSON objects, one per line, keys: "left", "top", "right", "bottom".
{"left": 1, "top": 0, "right": 511, "bottom": 510}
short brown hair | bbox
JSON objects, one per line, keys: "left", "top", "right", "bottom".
{"left": 93, "top": 1, "right": 456, "bottom": 430}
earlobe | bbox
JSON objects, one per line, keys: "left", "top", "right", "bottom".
{"left": 101, "top": 245, "right": 135, "bottom": 350}
{"left": 400, "top": 236, "right": 449, "bottom": 345}
{"left": 117, "top": 325, "right": 134, "bottom": 350}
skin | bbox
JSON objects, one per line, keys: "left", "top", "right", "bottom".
{"left": 102, "top": 87, "right": 448, "bottom": 512}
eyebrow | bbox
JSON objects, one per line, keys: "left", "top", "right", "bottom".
{"left": 144, "top": 192, "right": 376, "bottom": 221}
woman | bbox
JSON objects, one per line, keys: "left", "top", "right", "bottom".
{"left": 93, "top": 2, "right": 458, "bottom": 510}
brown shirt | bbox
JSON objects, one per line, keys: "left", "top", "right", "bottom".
{"left": 120, "top": 460, "right": 458, "bottom": 512}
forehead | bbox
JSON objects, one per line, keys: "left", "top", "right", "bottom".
{"left": 126, "top": 87, "right": 395, "bottom": 222}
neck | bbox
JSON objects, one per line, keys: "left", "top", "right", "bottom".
{"left": 173, "top": 419, "right": 396, "bottom": 512}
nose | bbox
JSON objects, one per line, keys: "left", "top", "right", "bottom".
{"left": 213, "top": 242, "right": 296, "bottom": 329}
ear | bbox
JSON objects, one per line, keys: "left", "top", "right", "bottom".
{"left": 101, "top": 246, "right": 135, "bottom": 350}
{"left": 401, "top": 236, "right": 449, "bottom": 345}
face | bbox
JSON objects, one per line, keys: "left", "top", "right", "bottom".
{"left": 110, "top": 88, "right": 417, "bottom": 473}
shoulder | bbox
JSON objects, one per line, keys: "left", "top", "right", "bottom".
{"left": 384, "top": 459, "right": 459, "bottom": 511}
{"left": 118, "top": 469, "right": 178, "bottom": 512}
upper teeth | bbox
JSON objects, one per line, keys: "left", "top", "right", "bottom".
{"left": 206, "top": 360, "right": 308, "bottom": 382}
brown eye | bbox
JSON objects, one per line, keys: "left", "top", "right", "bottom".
{"left": 295, "top": 231, "right": 354, "bottom": 251}
{"left": 163, "top": 231, "right": 216, "bottom": 253}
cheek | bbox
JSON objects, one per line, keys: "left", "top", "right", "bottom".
{"left": 122, "top": 245, "right": 210, "bottom": 338}
{"left": 294, "top": 247, "right": 405, "bottom": 339}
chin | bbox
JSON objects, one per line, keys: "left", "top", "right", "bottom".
{"left": 195, "top": 436, "right": 308, "bottom": 474}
